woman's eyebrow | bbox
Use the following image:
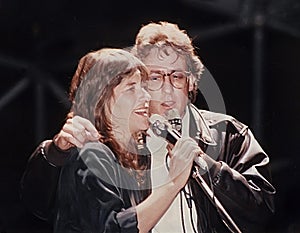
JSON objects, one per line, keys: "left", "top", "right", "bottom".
{"left": 126, "top": 81, "right": 137, "bottom": 86}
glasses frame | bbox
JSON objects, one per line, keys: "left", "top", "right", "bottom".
{"left": 146, "top": 69, "right": 191, "bottom": 91}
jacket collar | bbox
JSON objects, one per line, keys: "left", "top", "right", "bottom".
{"left": 188, "top": 104, "right": 217, "bottom": 146}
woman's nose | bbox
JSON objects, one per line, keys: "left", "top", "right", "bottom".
{"left": 141, "top": 88, "right": 151, "bottom": 101}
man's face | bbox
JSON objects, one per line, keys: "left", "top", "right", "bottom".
{"left": 142, "top": 47, "right": 193, "bottom": 118}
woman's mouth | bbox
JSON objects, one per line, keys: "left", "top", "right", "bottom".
{"left": 134, "top": 104, "right": 149, "bottom": 117}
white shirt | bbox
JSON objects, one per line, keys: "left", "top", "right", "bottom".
{"left": 147, "top": 108, "right": 198, "bottom": 233}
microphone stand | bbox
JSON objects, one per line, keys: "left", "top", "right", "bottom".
{"left": 191, "top": 165, "right": 242, "bottom": 233}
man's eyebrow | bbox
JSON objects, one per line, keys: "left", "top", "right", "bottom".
{"left": 150, "top": 69, "right": 180, "bottom": 73}
{"left": 149, "top": 69, "right": 167, "bottom": 72}
{"left": 149, "top": 68, "right": 161, "bottom": 72}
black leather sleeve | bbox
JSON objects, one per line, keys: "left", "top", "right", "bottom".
{"left": 209, "top": 124, "right": 275, "bottom": 232}
{"left": 20, "top": 140, "right": 75, "bottom": 221}
{"left": 192, "top": 109, "right": 276, "bottom": 232}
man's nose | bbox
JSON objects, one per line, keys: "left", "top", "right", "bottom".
{"left": 161, "top": 76, "right": 173, "bottom": 94}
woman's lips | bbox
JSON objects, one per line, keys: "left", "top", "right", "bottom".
{"left": 134, "top": 105, "right": 149, "bottom": 117}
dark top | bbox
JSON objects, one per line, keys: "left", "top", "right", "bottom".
{"left": 54, "top": 142, "right": 150, "bottom": 233}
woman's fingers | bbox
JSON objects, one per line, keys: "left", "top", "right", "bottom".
{"left": 168, "top": 137, "right": 201, "bottom": 189}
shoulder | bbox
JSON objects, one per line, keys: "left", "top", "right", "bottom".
{"left": 80, "top": 141, "right": 114, "bottom": 156}
{"left": 74, "top": 142, "right": 123, "bottom": 186}
{"left": 190, "top": 105, "right": 248, "bottom": 135}
{"left": 78, "top": 141, "right": 119, "bottom": 172}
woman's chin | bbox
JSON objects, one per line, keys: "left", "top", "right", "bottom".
{"left": 131, "top": 118, "right": 149, "bottom": 132}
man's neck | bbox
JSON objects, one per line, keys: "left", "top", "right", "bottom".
{"left": 181, "top": 106, "right": 190, "bottom": 137}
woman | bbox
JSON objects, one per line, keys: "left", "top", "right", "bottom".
{"left": 54, "top": 48, "right": 199, "bottom": 233}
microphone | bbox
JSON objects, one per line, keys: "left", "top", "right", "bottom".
{"left": 149, "top": 113, "right": 207, "bottom": 170}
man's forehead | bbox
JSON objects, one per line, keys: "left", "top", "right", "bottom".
{"left": 142, "top": 47, "right": 187, "bottom": 70}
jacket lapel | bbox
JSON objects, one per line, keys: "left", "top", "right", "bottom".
{"left": 188, "top": 104, "right": 217, "bottom": 147}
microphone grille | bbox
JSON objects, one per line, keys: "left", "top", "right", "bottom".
{"left": 166, "top": 109, "right": 182, "bottom": 132}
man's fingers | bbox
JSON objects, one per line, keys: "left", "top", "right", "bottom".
{"left": 63, "top": 123, "right": 91, "bottom": 144}
{"left": 63, "top": 117, "right": 100, "bottom": 142}
{"left": 55, "top": 131, "right": 83, "bottom": 150}
{"left": 60, "top": 131, "right": 84, "bottom": 148}
{"left": 55, "top": 116, "right": 100, "bottom": 150}
{"left": 73, "top": 116, "right": 100, "bottom": 138}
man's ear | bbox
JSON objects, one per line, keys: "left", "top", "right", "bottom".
{"left": 188, "top": 75, "right": 196, "bottom": 92}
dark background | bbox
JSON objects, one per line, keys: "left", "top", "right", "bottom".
{"left": 0, "top": 0, "right": 299, "bottom": 232}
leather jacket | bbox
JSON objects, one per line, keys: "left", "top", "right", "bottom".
{"left": 20, "top": 104, "right": 275, "bottom": 232}
{"left": 54, "top": 142, "right": 151, "bottom": 233}
{"left": 186, "top": 104, "right": 275, "bottom": 233}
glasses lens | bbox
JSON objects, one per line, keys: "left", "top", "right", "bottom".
{"left": 147, "top": 72, "right": 163, "bottom": 91}
{"left": 146, "top": 71, "right": 189, "bottom": 91}
{"left": 170, "top": 71, "right": 187, "bottom": 89}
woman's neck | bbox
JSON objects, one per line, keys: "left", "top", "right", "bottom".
{"left": 113, "top": 130, "right": 134, "bottom": 152}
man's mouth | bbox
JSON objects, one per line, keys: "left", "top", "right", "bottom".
{"left": 161, "top": 101, "right": 175, "bottom": 109}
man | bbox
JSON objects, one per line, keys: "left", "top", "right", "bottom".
{"left": 21, "top": 21, "right": 275, "bottom": 232}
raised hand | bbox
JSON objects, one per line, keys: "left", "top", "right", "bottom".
{"left": 54, "top": 115, "right": 100, "bottom": 150}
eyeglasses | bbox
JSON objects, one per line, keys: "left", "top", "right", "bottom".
{"left": 146, "top": 70, "right": 190, "bottom": 91}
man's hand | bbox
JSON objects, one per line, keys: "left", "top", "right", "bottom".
{"left": 53, "top": 116, "right": 100, "bottom": 151}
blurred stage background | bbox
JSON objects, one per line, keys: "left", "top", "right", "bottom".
{"left": 0, "top": 0, "right": 299, "bottom": 232}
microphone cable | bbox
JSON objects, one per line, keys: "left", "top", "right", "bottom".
{"left": 164, "top": 148, "right": 203, "bottom": 233}
{"left": 182, "top": 183, "right": 198, "bottom": 233}
{"left": 179, "top": 191, "right": 187, "bottom": 233}
{"left": 165, "top": 154, "right": 194, "bottom": 233}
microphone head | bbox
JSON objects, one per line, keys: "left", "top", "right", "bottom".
{"left": 149, "top": 114, "right": 171, "bottom": 139}
{"left": 165, "top": 109, "right": 182, "bottom": 132}
{"left": 149, "top": 114, "right": 181, "bottom": 144}
{"left": 148, "top": 114, "right": 168, "bottom": 125}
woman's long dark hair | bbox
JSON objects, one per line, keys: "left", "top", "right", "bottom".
{"left": 70, "top": 48, "right": 151, "bottom": 181}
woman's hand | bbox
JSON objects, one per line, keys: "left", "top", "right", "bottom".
{"left": 54, "top": 115, "right": 100, "bottom": 150}
{"left": 136, "top": 137, "right": 202, "bottom": 233}
{"left": 168, "top": 137, "right": 202, "bottom": 190}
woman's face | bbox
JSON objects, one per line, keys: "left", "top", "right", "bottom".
{"left": 111, "top": 69, "right": 151, "bottom": 138}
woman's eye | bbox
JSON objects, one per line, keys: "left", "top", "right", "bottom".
{"left": 127, "top": 86, "right": 136, "bottom": 92}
